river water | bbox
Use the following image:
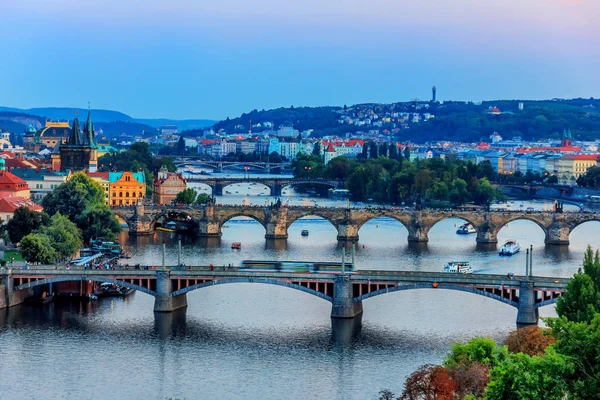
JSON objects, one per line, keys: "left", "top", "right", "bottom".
{"left": 1, "top": 184, "right": 599, "bottom": 400}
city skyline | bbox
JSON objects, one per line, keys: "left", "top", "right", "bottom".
{"left": 1, "top": 0, "right": 598, "bottom": 120}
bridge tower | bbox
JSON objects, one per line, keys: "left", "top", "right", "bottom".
{"left": 198, "top": 199, "right": 222, "bottom": 237}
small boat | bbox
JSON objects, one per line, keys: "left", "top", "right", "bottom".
{"left": 97, "top": 283, "right": 134, "bottom": 297}
{"left": 231, "top": 242, "right": 242, "bottom": 249}
{"left": 443, "top": 261, "right": 473, "bottom": 274}
{"left": 456, "top": 223, "right": 476, "bottom": 235}
{"left": 499, "top": 240, "right": 521, "bottom": 256}
{"left": 301, "top": 230, "right": 309, "bottom": 236}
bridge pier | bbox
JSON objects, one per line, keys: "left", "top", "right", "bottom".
{"left": 127, "top": 203, "right": 156, "bottom": 236}
{"left": 0, "top": 274, "right": 33, "bottom": 309}
{"left": 271, "top": 184, "right": 282, "bottom": 197}
{"left": 407, "top": 226, "right": 428, "bottom": 242}
{"left": 545, "top": 222, "right": 570, "bottom": 246}
{"left": 198, "top": 200, "right": 222, "bottom": 237}
{"left": 516, "top": 281, "right": 539, "bottom": 327}
{"left": 265, "top": 206, "right": 289, "bottom": 239}
{"left": 476, "top": 223, "right": 498, "bottom": 244}
{"left": 336, "top": 223, "right": 359, "bottom": 243}
{"left": 154, "top": 271, "right": 188, "bottom": 313}
{"left": 213, "top": 184, "right": 223, "bottom": 196}
{"left": 331, "top": 275, "right": 363, "bottom": 319}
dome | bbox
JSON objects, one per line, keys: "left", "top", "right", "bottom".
{"left": 25, "top": 124, "right": 37, "bottom": 134}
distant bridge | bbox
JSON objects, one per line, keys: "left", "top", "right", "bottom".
{"left": 112, "top": 203, "right": 600, "bottom": 245}
{"left": 185, "top": 177, "right": 344, "bottom": 196}
{"left": 175, "top": 159, "right": 289, "bottom": 173}
{"left": 2, "top": 268, "right": 569, "bottom": 326}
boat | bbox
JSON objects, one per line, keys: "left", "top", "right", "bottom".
{"left": 443, "top": 261, "right": 473, "bottom": 274}
{"left": 456, "top": 223, "right": 476, "bottom": 235}
{"left": 156, "top": 221, "right": 177, "bottom": 233}
{"left": 97, "top": 283, "right": 135, "bottom": 297}
{"left": 301, "top": 230, "right": 309, "bottom": 236}
{"left": 231, "top": 242, "right": 242, "bottom": 249}
{"left": 90, "top": 239, "right": 123, "bottom": 256}
{"left": 499, "top": 240, "right": 521, "bottom": 256}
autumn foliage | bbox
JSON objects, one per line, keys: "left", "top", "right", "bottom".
{"left": 504, "top": 325, "right": 555, "bottom": 356}
{"left": 400, "top": 364, "right": 457, "bottom": 400}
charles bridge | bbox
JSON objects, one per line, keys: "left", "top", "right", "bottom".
{"left": 184, "top": 177, "right": 344, "bottom": 196}
{"left": 1, "top": 267, "right": 569, "bottom": 326}
{"left": 112, "top": 203, "right": 600, "bottom": 245}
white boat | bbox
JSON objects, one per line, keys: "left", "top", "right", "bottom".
{"left": 456, "top": 223, "right": 476, "bottom": 235}
{"left": 499, "top": 240, "right": 521, "bottom": 256}
{"left": 443, "top": 261, "right": 473, "bottom": 274}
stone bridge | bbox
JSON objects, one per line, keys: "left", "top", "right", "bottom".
{"left": 112, "top": 203, "right": 600, "bottom": 245}
{"left": 186, "top": 177, "right": 344, "bottom": 196}
{"left": 175, "top": 160, "right": 288, "bottom": 173}
{"left": 2, "top": 268, "right": 569, "bottom": 326}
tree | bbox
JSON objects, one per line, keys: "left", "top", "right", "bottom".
{"left": 177, "top": 136, "right": 186, "bottom": 156}
{"left": 426, "top": 180, "right": 449, "bottom": 201}
{"left": 19, "top": 233, "right": 57, "bottom": 264}
{"left": 77, "top": 204, "right": 122, "bottom": 243}
{"left": 444, "top": 337, "right": 508, "bottom": 369}
{"left": 546, "top": 313, "right": 600, "bottom": 398}
{"left": 448, "top": 361, "right": 490, "bottom": 399}
{"left": 175, "top": 188, "right": 197, "bottom": 205}
{"left": 556, "top": 246, "right": 600, "bottom": 323}
{"left": 195, "top": 193, "right": 210, "bottom": 205}
{"left": 577, "top": 166, "right": 600, "bottom": 189}
{"left": 379, "top": 142, "right": 389, "bottom": 158}
{"left": 484, "top": 349, "right": 571, "bottom": 400}
{"left": 38, "top": 213, "right": 83, "bottom": 261}
{"left": 472, "top": 178, "right": 497, "bottom": 207}
{"left": 362, "top": 142, "right": 369, "bottom": 159}
{"left": 41, "top": 172, "right": 105, "bottom": 220}
{"left": 389, "top": 143, "right": 398, "bottom": 160}
{"left": 6, "top": 207, "right": 48, "bottom": 244}
{"left": 312, "top": 141, "right": 321, "bottom": 156}
{"left": 370, "top": 142, "right": 378, "bottom": 159}
{"left": 400, "top": 364, "right": 457, "bottom": 400}
{"left": 476, "top": 160, "right": 496, "bottom": 180}
{"left": 404, "top": 146, "right": 410, "bottom": 161}
{"left": 504, "top": 326, "right": 555, "bottom": 356}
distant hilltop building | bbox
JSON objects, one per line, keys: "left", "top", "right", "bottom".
{"left": 432, "top": 86, "right": 437, "bottom": 103}
{"left": 50, "top": 111, "right": 98, "bottom": 173}
{"left": 160, "top": 125, "right": 178, "bottom": 135}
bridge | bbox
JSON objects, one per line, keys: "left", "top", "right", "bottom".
{"left": 185, "top": 177, "right": 344, "bottom": 196}
{"left": 1, "top": 268, "right": 568, "bottom": 326}
{"left": 175, "top": 159, "right": 289, "bottom": 173}
{"left": 112, "top": 203, "right": 600, "bottom": 245}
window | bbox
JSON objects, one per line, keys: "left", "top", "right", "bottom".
{"left": 139, "top": 192, "right": 143, "bottom": 197}
{"left": 125, "top": 192, "right": 129, "bottom": 198}
{"left": 112, "top": 192, "right": 116, "bottom": 197}
{"left": 119, "top": 192, "right": 123, "bottom": 197}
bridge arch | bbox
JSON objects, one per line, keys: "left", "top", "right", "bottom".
{"left": 171, "top": 277, "right": 333, "bottom": 302}
{"left": 13, "top": 276, "right": 156, "bottom": 296}
{"left": 535, "top": 297, "right": 560, "bottom": 309}
{"left": 357, "top": 216, "right": 409, "bottom": 240}
{"left": 569, "top": 219, "right": 600, "bottom": 240}
{"left": 285, "top": 214, "right": 340, "bottom": 232}
{"left": 355, "top": 213, "right": 411, "bottom": 232}
{"left": 495, "top": 216, "right": 550, "bottom": 242}
{"left": 221, "top": 181, "right": 274, "bottom": 196}
{"left": 220, "top": 213, "right": 267, "bottom": 229}
{"left": 354, "top": 282, "right": 518, "bottom": 308}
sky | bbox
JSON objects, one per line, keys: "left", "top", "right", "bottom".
{"left": 0, "top": 0, "right": 598, "bottom": 120}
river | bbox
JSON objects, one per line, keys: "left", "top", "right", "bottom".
{"left": 0, "top": 186, "right": 598, "bottom": 400}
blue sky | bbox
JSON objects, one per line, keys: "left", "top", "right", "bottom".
{"left": 0, "top": 0, "right": 598, "bottom": 120}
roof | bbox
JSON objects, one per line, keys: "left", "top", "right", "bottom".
{"left": 4, "top": 158, "right": 33, "bottom": 169}
{"left": 563, "top": 154, "right": 600, "bottom": 161}
{"left": 108, "top": 171, "right": 146, "bottom": 184}
{"left": 9, "top": 168, "right": 67, "bottom": 180}
{"left": 0, "top": 196, "right": 43, "bottom": 213}
{"left": 88, "top": 171, "right": 109, "bottom": 180}
{"left": 326, "top": 144, "right": 335, "bottom": 152}
{"left": 0, "top": 170, "right": 28, "bottom": 186}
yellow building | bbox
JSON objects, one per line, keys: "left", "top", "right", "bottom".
{"left": 108, "top": 171, "right": 146, "bottom": 206}
{"left": 88, "top": 172, "right": 110, "bottom": 204}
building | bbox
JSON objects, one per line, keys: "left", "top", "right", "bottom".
{"left": 8, "top": 168, "right": 69, "bottom": 201}
{"left": 0, "top": 159, "right": 31, "bottom": 199}
{"left": 23, "top": 122, "right": 70, "bottom": 152}
{"left": 323, "top": 144, "right": 337, "bottom": 164}
{"left": 561, "top": 154, "right": 599, "bottom": 185}
{"left": 152, "top": 166, "right": 187, "bottom": 205}
{"left": 0, "top": 196, "right": 43, "bottom": 223}
{"left": 108, "top": 171, "right": 146, "bottom": 206}
{"left": 57, "top": 111, "right": 99, "bottom": 173}
{"left": 88, "top": 171, "right": 110, "bottom": 204}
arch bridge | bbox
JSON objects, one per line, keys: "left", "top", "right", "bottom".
{"left": 111, "top": 203, "right": 600, "bottom": 245}
{"left": 2, "top": 268, "right": 568, "bottom": 326}
{"left": 175, "top": 160, "right": 288, "bottom": 173}
{"left": 186, "top": 177, "right": 344, "bottom": 196}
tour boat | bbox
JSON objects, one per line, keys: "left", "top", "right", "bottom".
{"left": 443, "top": 261, "right": 473, "bottom": 274}
{"left": 231, "top": 242, "right": 242, "bottom": 249}
{"left": 301, "top": 230, "right": 309, "bottom": 236}
{"left": 499, "top": 240, "right": 521, "bottom": 256}
{"left": 456, "top": 223, "right": 476, "bottom": 235}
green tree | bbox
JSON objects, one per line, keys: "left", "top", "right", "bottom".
{"left": 41, "top": 172, "right": 105, "bottom": 220}
{"left": 404, "top": 146, "right": 410, "bottom": 161}
{"left": 556, "top": 246, "right": 600, "bottom": 323}
{"left": 546, "top": 313, "right": 600, "bottom": 398}
{"left": 77, "top": 204, "right": 122, "bottom": 242}
{"left": 484, "top": 349, "right": 572, "bottom": 400}
{"left": 177, "top": 136, "right": 186, "bottom": 156}
{"left": 444, "top": 337, "right": 508, "bottom": 370}
{"left": 38, "top": 213, "right": 83, "bottom": 260}
{"left": 175, "top": 188, "right": 197, "bottom": 205}
{"left": 19, "top": 233, "right": 57, "bottom": 264}
{"left": 195, "top": 193, "right": 210, "bottom": 205}
{"left": 472, "top": 178, "right": 496, "bottom": 207}
{"left": 389, "top": 143, "right": 398, "bottom": 160}
{"left": 361, "top": 142, "right": 369, "bottom": 159}
{"left": 6, "top": 207, "right": 49, "bottom": 244}
{"left": 312, "top": 142, "right": 321, "bottom": 156}
{"left": 369, "top": 142, "right": 378, "bottom": 159}
{"left": 476, "top": 161, "right": 496, "bottom": 180}
{"left": 426, "top": 180, "right": 449, "bottom": 201}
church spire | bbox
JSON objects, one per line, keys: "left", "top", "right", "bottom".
{"left": 83, "top": 108, "right": 96, "bottom": 148}
{"left": 69, "top": 114, "right": 83, "bottom": 146}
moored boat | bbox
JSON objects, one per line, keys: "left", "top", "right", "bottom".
{"left": 456, "top": 223, "right": 476, "bottom": 235}
{"left": 499, "top": 240, "right": 521, "bottom": 256}
{"left": 231, "top": 242, "right": 242, "bottom": 249}
{"left": 443, "top": 261, "right": 473, "bottom": 274}
{"left": 301, "top": 230, "right": 309, "bottom": 236}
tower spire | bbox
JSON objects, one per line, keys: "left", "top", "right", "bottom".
{"left": 68, "top": 112, "right": 83, "bottom": 146}
{"left": 84, "top": 106, "right": 96, "bottom": 148}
